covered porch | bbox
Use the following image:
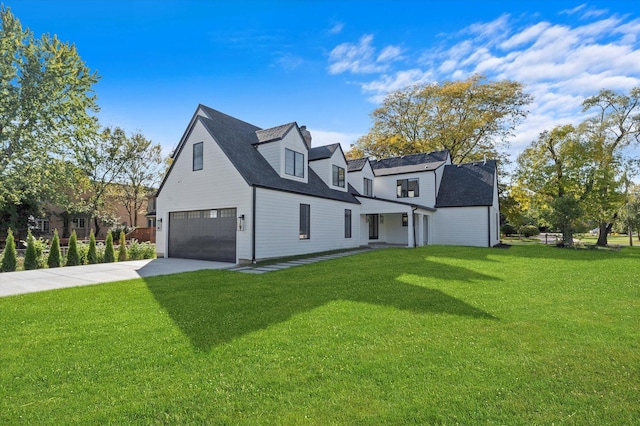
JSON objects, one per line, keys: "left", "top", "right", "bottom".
{"left": 357, "top": 197, "right": 435, "bottom": 248}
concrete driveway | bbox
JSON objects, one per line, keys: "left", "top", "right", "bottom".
{"left": 0, "top": 258, "right": 234, "bottom": 298}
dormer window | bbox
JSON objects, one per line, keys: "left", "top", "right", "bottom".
{"left": 363, "top": 177, "right": 373, "bottom": 196}
{"left": 332, "top": 165, "right": 345, "bottom": 188}
{"left": 285, "top": 148, "right": 304, "bottom": 178}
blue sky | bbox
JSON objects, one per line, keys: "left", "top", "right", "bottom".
{"left": 6, "top": 0, "right": 640, "bottom": 163}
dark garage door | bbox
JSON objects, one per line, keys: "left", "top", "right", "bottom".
{"left": 169, "top": 208, "right": 237, "bottom": 262}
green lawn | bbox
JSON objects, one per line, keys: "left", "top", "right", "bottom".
{"left": 1, "top": 245, "right": 639, "bottom": 424}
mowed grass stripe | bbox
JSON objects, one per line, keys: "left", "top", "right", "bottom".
{"left": 1, "top": 245, "right": 638, "bottom": 424}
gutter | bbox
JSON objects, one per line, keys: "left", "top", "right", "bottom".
{"left": 252, "top": 186, "right": 256, "bottom": 263}
{"left": 487, "top": 206, "right": 491, "bottom": 247}
{"left": 412, "top": 205, "right": 418, "bottom": 248}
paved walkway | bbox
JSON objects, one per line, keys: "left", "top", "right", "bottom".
{"left": 0, "top": 258, "right": 234, "bottom": 298}
{"left": 0, "top": 249, "right": 372, "bottom": 297}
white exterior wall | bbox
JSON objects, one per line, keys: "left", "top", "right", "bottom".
{"left": 310, "top": 151, "right": 349, "bottom": 192}
{"left": 348, "top": 161, "right": 375, "bottom": 196}
{"left": 156, "top": 120, "right": 253, "bottom": 261}
{"left": 309, "top": 158, "right": 331, "bottom": 187}
{"left": 254, "top": 188, "right": 360, "bottom": 260}
{"left": 432, "top": 206, "right": 491, "bottom": 247}
{"left": 278, "top": 130, "right": 308, "bottom": 184}
{"left": 257, "top": 141, "right": 281, "bottom": 175}
{"left": 373, "top": 171, "right": 437, "bottom": 207}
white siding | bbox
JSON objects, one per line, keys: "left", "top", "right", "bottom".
{"left": 254, "top": 188, "right": 360, "bottom": 260}
{"left": 373, "top": 171, "right": 438, "bottom": 207}
{"left": 310, "top": 150, "right": 349, "bottom": 192}
{"left": 156, "top": 120, "right": 253, "bottom": 261}
{"left": 348, "top": 160, "right": 375, "bottom": 196}
{"left": 257, "top": 141, "right": 281, "bottom": 175}
{"left": 279, "top": 129, "right": 308, "bottom": 183}
{"left": 432, "top": 206, "right": 490, "bottom": 247}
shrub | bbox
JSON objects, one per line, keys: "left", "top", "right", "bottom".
{"left": 519, "top": 225, "right": 540, "bottom": 238}
{"left": 117, "top": 231, "right": 128, "bottom": 262}
{"left": 104, "top": 232, "right": 115, "bottom": 263}
{"left": 128, "top": 240, "right": 157, "bottom": 260}
{"left": 47, "top": 229, "right": 62, "bottom": 268}
{"left": 87, "top": 229, "right": 97, "bottom": 264}
{"left": 77, "top": 241, "right": 89, "bottom": 265}
{"left": 66, "top": 230, "right": 80, "bottom": 266}
{"left": 24, "top": 230, "right": 39, "bottom": 270}
{"left": 501, "top": 223, "right": 517, "bottom": 236}
{"left": 1, "top": 228, "right": 18, "bottom": 272}
{"left": 110, "top": 225, "right": 133, "bottom": 244}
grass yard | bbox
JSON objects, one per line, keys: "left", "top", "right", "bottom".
{"left": 1, "top": 245, "right": 639, "bottom": 424}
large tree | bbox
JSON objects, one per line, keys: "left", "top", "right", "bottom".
{"left": 580, "top": 88, "right": 640, "bottom": 246}
{"left": 113, "top": 133, "right": 163, "bottom": 227}
{"left": 0, "top": 6, "right": 99, "bottom": 231}
{"left": 349, "top": 75, "right": 532, "bottom": 163}
{"left": 514, "top": 125, "right": 590, "bottom": 245}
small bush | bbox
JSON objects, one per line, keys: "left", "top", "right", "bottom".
{"left": 518, "top": 225, "right": 540, "bottom": 237}
{"left": 47, "top": 229, "right": 62, "bottom": 268}
{"left": 24, "top": 230, "right": 39, "bottom": 270}
{"left": 110, "top": 225, "right": 134, "bottom": 244}
{"left": 104, "top": 232, "right": 115, "bottom": 263}
{"left": 66, "top": 230, "right": 80, "bottom": 266}
{"left": 117, "top": 231, "right": 128, "bottom": 262}
{"left": 77, "top": 241, "right": 89, "bottom": 265}
{"left": 128, "top": 240, "right": 157, "bottom": 260}
{"left": 501, "top": 223, "right": 517, "bottom": 236}
{"left": 87, "top": 229, "right": 98, "bottom": 264}
{"left": 1, "top": 228, "right": 18, "bottom": 272}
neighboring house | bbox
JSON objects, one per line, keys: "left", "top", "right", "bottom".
{"left": 31, "top": 190, "right": 154, "bottom": 241}
{"left": 155, "top": 105, "right": 500, "bottom": 264}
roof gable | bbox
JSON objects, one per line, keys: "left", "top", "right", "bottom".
{"left": 254, "top": 122, "right": 297, "bottom": 145}
{"left": 347, "top": 157, "right": 368, "bottom": 172}
{"left": 309, "top": 143, "right": 341, "bottom": 161}
{"left": 435, "top": 160, "right": 497, "bottom": 207}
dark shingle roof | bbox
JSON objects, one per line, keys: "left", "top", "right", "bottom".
{"left": 309, "top": 143, "right": 340, "bottom": 161}
{"left": 347, "top": 158, "right": 368, "bottom": 172}
{"left": 435, "top": 160, "right": 497, "bottom": 207}
{"left": 255, "top": 123, "right": 296, "bottom": 145}
{"left": 194, "top": 105, "right": 359, "bottom": 204}
{"left": 370, "top": 150, "right": 449, "bottom": 176}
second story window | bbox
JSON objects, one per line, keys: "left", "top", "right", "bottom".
{"left": 72, "top": 217, "right": 86, "bottom": 228}
{"left": 285, "top": 148, "right": 304, "bottom": 178}
{"left": 397, "top": 178, "right": 419, "bottom": 198}
{"left": 193, "top": 142, "right": 203, "bottom": 171}
{"left": 332, "top": 165, "right": 345, "bottom": 188}
{"left": 363, "top": 177, "right": 373, "bottom": 196}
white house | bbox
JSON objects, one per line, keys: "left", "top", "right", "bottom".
{"left": 155, "top": 105, "right": 501, "bottom": 264}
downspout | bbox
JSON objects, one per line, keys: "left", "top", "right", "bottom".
{"left": 412, "top": 206, "right": 418, "bottom": 248}
{"left": 487, "top": 206, "right": 491, "bottom": 247}
{"left": 252, "top": 186, "right": 257, "bottom": 263}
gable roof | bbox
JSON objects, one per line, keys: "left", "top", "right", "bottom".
{"left": 435, "top": 160, "right": 497, "bottom": 207}
{"left": 370, "top": 150, "right": 449, "bottom": 176}
{"left": 255, "top": 122, "right": 297, "bottom": 145}
{"left": 347, "top": 158, "right": 368, "bottom": 172}
{"left": 158, "top": 105, "right": 359, "bottom": 204}
{"left": 309, "top": 143, "right": 341, "bottom": 161}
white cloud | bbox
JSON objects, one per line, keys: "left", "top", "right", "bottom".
{"left": 329, "top": 22, "right": 344, "bottom": 35}
{"left": 328, "top": 34, "right": 402, "bottom": 75}
{"left": 308, "top": 128, "right": 361, "bottom": 153}
{"left": 327, "top": 8, "right": 640, "bottom": 163}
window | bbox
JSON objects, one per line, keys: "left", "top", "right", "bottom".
{"left": 332, "top": 165, "right": 345, "bottom": 188}
{"left": 193, "top": 142, "right": 203, "bottom": 171}
{"left": 299, "top": 204, "right": 310, "bottom": 239}
{"left": 397, "top": 178, "right": 419, "bottom": 198}
{"left": 35, "top": 218, "right": 50, "bottom": 233}
{"left": 402, "top": 213, "right": 408, "bottom": 227}
{"left": 72, "top": 217, "right": 86, "bottom": 228}
{"left": 345, "top": 209, "right": 352, "bottom": 238}
{"left": 363, "top": 177, "right": 373, "bottom": 196}
{"left": 285, "top": 148, "right": 304, "bottom": 178}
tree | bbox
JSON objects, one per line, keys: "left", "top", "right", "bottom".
{"left": 620, "top": 182, "right": 640, "bottom": 245}
{"left": 0, "top": 6, "right": 99, "bottom": 218}
{"left": 1, "top": 228, "right": 17, "bottom": 272}
{"left": 580, "top": 87, "right": 640, "bottom": 246}
{"left": 514, "top": 125, "right": 589, "bottom": 245}
{"left": 349, "top": 75, "right": 532, "bottom": 163}
{"left": 115, "top": 133, "right": 163, "bottom": 226}
{"left": 87, "top": 229, "right": 97, "bottom": 264}
{"left": 66, "top": 229, "right": 80, "bottom": 266}
{"left": 117, "top": 231, "right": 128, "bottom": 261}
{"left": 70, "top": 127, "right": 135, "bottom": 236}
{"left": 103, "top": 231, "right": 115, "bottom": 263}
{"left": 47, "top": 229, "right": 62, "bottom": 268}
{"left": 23, "top": 229, "right": 38, "bottom": 270}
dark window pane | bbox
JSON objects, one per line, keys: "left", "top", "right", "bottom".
{"left": 193, "top": 142, "right": 203, "bottom": 171}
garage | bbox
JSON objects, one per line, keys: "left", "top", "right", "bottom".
{"left": 168, "top": 208, "right": 237, "bottom": 262}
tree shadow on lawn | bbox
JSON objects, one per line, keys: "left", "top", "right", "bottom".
{"left": 144, "top": 259, "right": 498, "bottom": 352}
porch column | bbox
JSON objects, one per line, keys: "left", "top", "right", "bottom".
{"left": 408, "top": 210, "right": 415, "bottom": 247}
